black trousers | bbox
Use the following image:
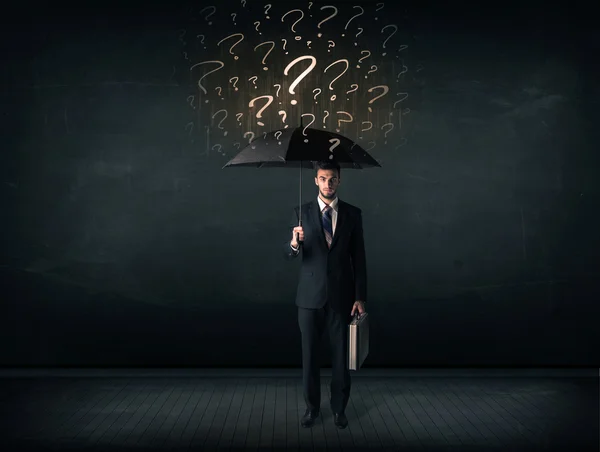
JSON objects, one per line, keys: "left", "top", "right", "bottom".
{"left": 298, "top": 302, "right": 351, "bottom": 414}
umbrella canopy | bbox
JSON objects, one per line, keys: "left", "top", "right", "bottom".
{"left": 223, "top": 126, "right": 381, "bottom": 246}
{"left": 222, "top": 127, "right": 381, "bottom": 169}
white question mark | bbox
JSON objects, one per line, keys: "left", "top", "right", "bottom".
{"left": 281, "top": 9, "right": 304, "bottom": 37}
{"left": 197, "top": 34, "right": 206, "bottom": 49}
{"left": 393, "top": 92, "right": 409, "bottom": 109}
{"left": 357, "top": 50, "right": 370, "bottom": 68}
{"left": 343, "top": 6, "right": 364, "bottom": 36}
{"left": 231, "top": 13, "right": 237, "bottom": 23}
{"left": 212, "top": 144, "right": 222, "bottom": 154}
{"left": 215, "top": 86, "right": 222, "bottom": 96}
{"left": 273, "top": 84, "right": 281, "bottom": 97}
{"left": 366, "top": 65, "right": 378, "bottom": 78}
{"left": 278, "top": 110, "right": 287, "bottom": 125}
{"left": 327, "top": 40, "right": 335, "bottom": 53}
{"left": 254, "top": 41, "right": 275, "bottom": 71}
{"left": 313, "top": 88, "right": 321, "bottom": 102}
{"left": 354, "top": 28, "right": 364, "bottom": 46}
{"left": 283, "top": 55, "right": 317, "bottom": 105}
{"left": 244, "top": 131, "right": 255, "bottom": 143}
{"left": 317, "top": 5, "right": 338, "bottom": 37}
{"left": 264, "top": 4, "right": 272, "bottom": 18}
{"left": 229, "top": 76, "right": 239, "bottom": 91}
{"left": 216, "top": 33, "right": 245, "bottom": 60}
{"left": 323, "top": 59, "right": 349, "bottom": 101}
{"left": 323, "top": 110, "right": 329, "bottom": 128}
{"left": 381, "top": 123, "right": 394, "bottom": 143}
{"left": 234, "top": 142, "right": 241, "bottom": 149}
{"left": 248, "top": 76, "right": 258, "bottom": 88}
{"left": 328, "top": 138, "right": 340, "bottom": 159}
{"left": 187, "top": 95, "right": 195, "bottom": 109}
{"left": 345, "top": 84, "right": 358, "bottom": 100}
{"left": 367, "top": 85, "right": 390, "bottom": 112}
{"left": 335, "top": 111, "right": 353, "bottom": 132}
{"left": 190, "top": 60, "right": 224, "bottom": 96}
{"left": 254, "top": 21, "right": 261, "bottom": 34}
{"left": 301, "top": 113, "right": 315, "bottom": 142}
{"left": 212, "top": 109, "right": 228, "bottom": 136}
{"left": 236, "top": 113, "right": 243, "bottom": 123}
{"left": 281, "top": 39, "right": 288, "bottom": 54}
{"left": 375, "top": 2, "right": 385, "bottom": 19}
{"left": 240, "top": 0, "right": 246, "bottom": 6}
{"left": 381, "top": 24, "right": 397, "bottom": 56}
{"left": 248, "top": 95, "right": 274, "bottom": 126}
{"left": 200, "top": 6, "right": 216, "bottom": 25}
{"left": 275, "top": 131, "right": 282, "bottom": 143}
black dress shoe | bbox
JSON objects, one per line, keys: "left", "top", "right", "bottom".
{"left": 333, "top": 412, "right": 348, "bottom": 429}
{"left": 301, "top": 409, "right": 319, "bottom": 428}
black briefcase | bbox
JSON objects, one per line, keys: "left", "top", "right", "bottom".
{"left": 348, "top": 312, "right": 369, "bottom": 371}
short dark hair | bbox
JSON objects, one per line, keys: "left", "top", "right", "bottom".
{"left": 314, "top": 160, "right": 341, "bottom": 178}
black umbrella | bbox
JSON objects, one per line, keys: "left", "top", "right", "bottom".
{"left": 222, "top": 120, "right": 381, "bottom": 245}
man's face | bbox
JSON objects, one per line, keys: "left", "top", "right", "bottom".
{"left": 315, "top": 169, "right": 340, "bottom": 200}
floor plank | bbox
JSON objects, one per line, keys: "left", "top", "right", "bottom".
{"left": 0, "top": 372, "right": 596, "bottom": 451}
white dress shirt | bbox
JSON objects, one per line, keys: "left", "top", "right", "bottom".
{"left": 291, "top": 196, "right": 338, "bottom": 252}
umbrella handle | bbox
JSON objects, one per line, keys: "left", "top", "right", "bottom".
{"left": 296, "top": 220, "right": 303, "bottom": 246}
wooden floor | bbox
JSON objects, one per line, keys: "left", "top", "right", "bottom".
{"left": 0, "top": 370, "right": 597, "bottom": 451}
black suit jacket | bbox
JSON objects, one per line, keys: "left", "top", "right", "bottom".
{"left": 283, "top": 198, "right": 367, "bottom": 314}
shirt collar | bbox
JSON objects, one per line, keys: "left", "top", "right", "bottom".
{"left": 318, "top": 195, "right": 338, "bottom": 212}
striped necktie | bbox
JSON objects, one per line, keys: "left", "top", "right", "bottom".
{"left": 322, "top": 205, "right": 333, "bottom": 248}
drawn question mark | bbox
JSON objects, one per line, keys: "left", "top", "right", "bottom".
{"left": 233, "top": 142, "right": 241, "bottom": 149}
{"left": 264, "top": 4, "right": 272, "bottom": 18}
{"left": 335, "top": 111, "right": 353, "bottom": 132}
{"left": 215, "top": 86, "right": 222, "bottom": 97}
{"left": 328, "top": 138, "right": 340, "bottom": 159}
{"left": 273, "top": 84, "right": 281, "bottom": 98}
{"left": 248, "top": 76, "right": 258, "bottom": 89}
{"left": 249, "top": 95, "right": 274, "bottom": 126}
{"left": 236, "top": 113, "right": 243, "bottom": 123}
{"left": 324, "top": 59, "right": 349, "bottom": 101}
{"left": 397, "top": 59, "right": 408, "bottom": 79}
{"left": 393, "top": 92, "right": 409, "bottom": 109}
{"left": 354, "top": 28, "right": 364, "bottom": 46}
{"left": 229, "top": 76, "right": 239, "bottom": 91}
{"left": 281, "top": 39, "right": 288, "bottom": 54}
{"left": 244, "top": 131, "right": 255, "bottom": 143}
{"left": 343, "top": 6, "right": 364, "bottom": 36}
{"left": 375, "top": 2, "right": 384, "bottom": 20}
{"left": 278, "top": 110, "right": 287, "bottom": 127}
{"left": 306, "top": 40, "right": 312, "bottom": 49}
{"left": 281, "top": 9, "right": 304, "bottom": 40}
{"left": 200, "top": 6, "right": 216, "bottom": 25}
{"left": 366, "top": 141, "right": 376, "bottom": 151}
{"left": 190, "top": 60, "right": 224, "bottom": 96}
{"left": 275, "top": 131, "right": 283, "bottom": 143}
{"left": 212, "top": 144, "right": 222, "bottom": 154}
{"left": 345, "top": 84, "right": 358, "bottom": 100}
{"left": 381, "top": 24, "right": 397, "bottom": 56}
{"left": 301, "top": 113, "right": 315, "bottom": 142}
{"left": 217, "top": 33, "right": 245, "bottom": 60}
{"left": 231, "top": 13, "right": 237, "bottom": 24}
{"left": 187, "top": 95, "right": 195, "bottom": 109}
{"left": 323, "top": 110, "right": 330, "bottom": 128}
{"left": 240, "top": 0, "right": 246, "bottom": 7}
{"left": 366, "top": 65, "right": 378, "bottom": 79}
{"left": 327, "top": 40, "right": 335, "bottom": 53}
{"left": 367, "top": 85, "right": 390, "bottom": 112}
{"left": 284, "top": 55, "right": 317, "bottom": 105}
{"left": 313, "top": 88, "right": 322, "bottom": 102}
{"left": 254, "top": 41, "right": 275, "bottom": 71}
{"left": 381, "top": 123, "right": 394, "bottom": 143}
{"left": 254, "top": 21, "right": 261, "bottom": 35}
{"left": 357, "top": 50, "right": 370, "bottom": 68}
{"left": 212, "top": 109, "right": 228, "bottom": 136}
{"left": 360, "top": 121, "right": 373, "bottom": 133}
{"left": 317, "top": 5, "right": 338, "bottom": 38}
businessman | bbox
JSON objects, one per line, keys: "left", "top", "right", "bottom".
{"left": 283, "top": 160, "right": 367, "bottom": 430}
